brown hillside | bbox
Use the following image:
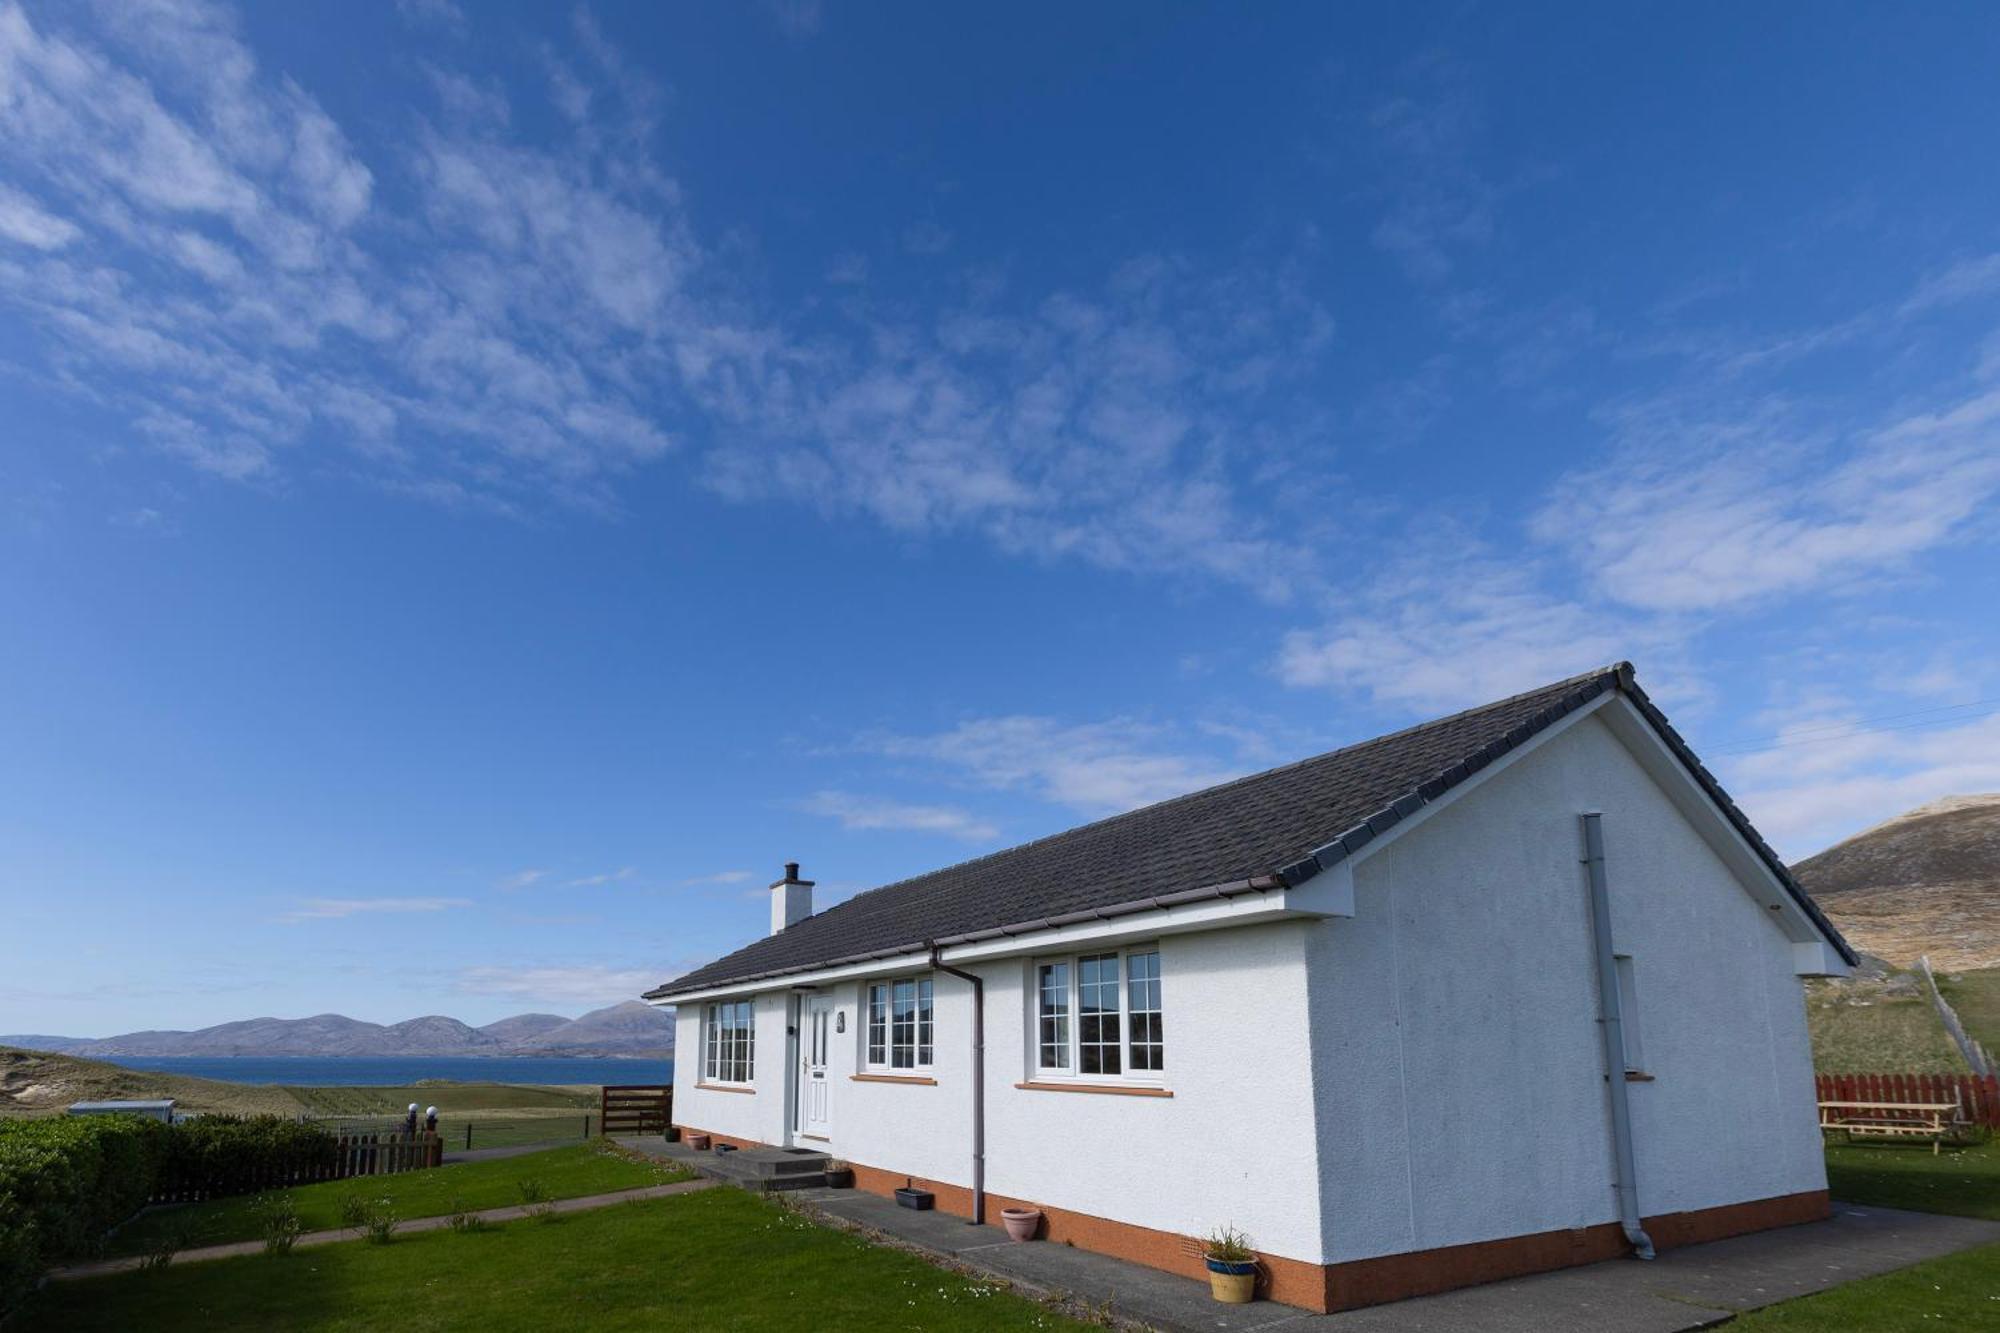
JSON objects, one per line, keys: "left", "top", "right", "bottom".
{"left": 1791, "top": 794, "right": 2000, "bottom": 970}
{"left": 0, "top": 1046, "right": 306, "bottom": 1119}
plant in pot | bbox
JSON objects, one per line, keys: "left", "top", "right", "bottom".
{"left": 824, "top": 1159, "right": 855, "bottom": 1189}
{"left": 1203, "top": 1225, "right": 1258, "bottom": 1304}
{"left": 1000, "top": 1206, "right": 1042, "bottom": 1242}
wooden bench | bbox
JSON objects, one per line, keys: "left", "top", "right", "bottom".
{"left": 1817, "top": 1099, "right": 1966, "bottom": 1154}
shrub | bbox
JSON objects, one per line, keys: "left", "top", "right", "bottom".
{"left": 0, "top": 1114, "right": 168, "bottom": 1312}
{"left": 0, "top": 1114, "right": 338, "bottom": 1315}
{"left": 137, "top": 1215, "right": 195, "bottom": 1272}
{"left": 516, "top": 1177, "right": 557, "bottom": 1222}
{"left": 355, "top": 1197, "right": 398, "bottom": 1244}
{"left": 253, "top": 1193, "right": 302, "bottom": 1256}
{"left": 445, "top": 1195, "right": 485, "bottom": 1233}
{"left": 338, "top": 1193, "right": 370, "bottom": 1230}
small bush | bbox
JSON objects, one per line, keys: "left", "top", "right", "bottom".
{"left": 357, "top": 1198, "right": 398, "bottom": 1245}
{"left": 515, "top": 1176, "right": 557, "bottom": 1221}
{"left": 138, "top": 1216, "right": 196, "bottom": 1272}
{"left": 445, "top": 1196, "right": 485, "bottom": 1234}
{"left": 252, "top": 1193, "right": 302, "bottom": 1257}
{"left": 338, "top": 1193, "right": 370, "bottom": 1231}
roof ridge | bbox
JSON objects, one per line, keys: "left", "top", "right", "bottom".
{"left": 734, "top": 663, "right": 1630, "bottom": 936}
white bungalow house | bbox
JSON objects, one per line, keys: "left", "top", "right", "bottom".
{"left": 645, "top": 663, "right": 1853, "bottom": 1312}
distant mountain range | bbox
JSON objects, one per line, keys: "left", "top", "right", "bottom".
{"left": 1792, "top": 792, "right": 2000, "bottom": 971}
{"left": 1, "top": 1000, "right": 675, "bottom": 1060}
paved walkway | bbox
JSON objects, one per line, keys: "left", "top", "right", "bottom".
{"left": 622, "top": 1141, "right": 2000, "bottom": 1333}
{"left": 49, "top": 1178, "right": 716, "bottom": 1282}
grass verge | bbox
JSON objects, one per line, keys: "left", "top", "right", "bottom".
{"left": 1725, "top": 1241, "right": 2000, "bottom": 1329}
{"left": 29, "top": 1187, "right": 1084, "bottom": 1331}
{"left": 1824, "top": 1137, "right": 2000, "bottom": 1220}
{"left": 1935, "top": 965, "right": 2000, "bottom": 1053}
{"left": 106, "top": 1142, "right": 684, "bottom": 1257}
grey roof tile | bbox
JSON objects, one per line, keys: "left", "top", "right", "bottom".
{"left": 647, "top": 662, "right": 1853, "bottom": 997}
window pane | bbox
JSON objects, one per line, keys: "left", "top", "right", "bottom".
{"left": 867, "top": 984, "right": 887, "bottom": 1066}
{"left": 1079, "top": 953, "right": 1120, "bottom": 1076}
{"left": 705, "top": 1004, "right": 719, "bottom": 1080}
{"left": 1126, "top": 949, "right": 1163, "bottom": 1072}
{"left": 917, "top": 979, "right": 934, "bottom": 1066}
{"left": 891, "top": 979, "right": 916, "bottom": 1068}
{"left": 1037, "top": 963, "right": 1070, "bottom": 1069}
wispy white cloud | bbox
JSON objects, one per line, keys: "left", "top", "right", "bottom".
{"left": 860, "top": 715, "right": 1248, "bottom": 816}
{"left": 1728, "top": 706, "right": 2000, "bottom": 859}
{"left": 498, "top": 868, "right": 547, "bottom": 890}
{"left": 455, "top": 963, "right": 663, "bottom": 1005}
{"left": 565, "top": 867, "right": 636, "bottom": 887}
{"left": 1275, "top": 558, "right": 1660, "bottom": 714}
{"left": 1900, "top": 252, "right": 2000, "bottom": 316}
{"left": 679, "top": 869, "right": 755, "bottom": 887}
{"left": 281, "top": 896, "right": 471, "bottom": 922}
{"left": 1534, "top": 386, "right": 2000, "bottom": 615}
{"left": 800, "top": 790, "right": 1000, "bottom": 842}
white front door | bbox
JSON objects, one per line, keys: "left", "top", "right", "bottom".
{"left": 798, "top": 992, "right": 833, "bottom": 1140}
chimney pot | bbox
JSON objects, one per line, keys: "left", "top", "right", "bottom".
{"left": 770, "top": 862, "right": 815, "bottom": 935}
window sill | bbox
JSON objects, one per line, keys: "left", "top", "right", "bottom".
{"left": 850, "top": 1073, "right": 937, "bottom": 1085}
{"left": 1625, "top": 1071, "right": 1656, "bottom": 1083}
{"left": 696, "top": 1082, "right": 756, "bottom": 1094}
{"left": 1014, "top": 1080, "right": 1173, "bottom": 1098}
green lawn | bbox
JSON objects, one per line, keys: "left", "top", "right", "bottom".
{"left": 30, "top": 1188, "right": 1084, "bottom": 1331}
{"left": 1804, "top": 974, "right": 1964, "bottom": 1073}
{"left": 1936, "top": 965, "right": 2000, "bottom": 1052}
{"left": 289, "top": 1082, "right": 597, "bottom": 1115}
{"left": 107, "top": 1142, "right": 684, "bottom": 1257}
{"left": 1718, "top": 1138, "right": 2000, "bottom": 1329}
{"left": 1726, "top": 1241, "right": 2000, "bottom": 1330}
{"left": 1824, "top": 1137, "right": 2000, "bottom": 1220}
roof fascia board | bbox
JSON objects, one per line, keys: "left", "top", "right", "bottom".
{"left": 1327, "top": 690, "right": 1614, "bottom": 874}
{"left": 1595, "top": 695, "right": 1851, "bottom": 978}
{"left": 647, "top": 884, "right": 1333, "bottom": 1003}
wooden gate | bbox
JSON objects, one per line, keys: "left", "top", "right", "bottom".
{"left": 601, "top": 1084, "right": 672, "bottom": 1136}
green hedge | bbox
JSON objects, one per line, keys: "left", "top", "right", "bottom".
{"left": 0, "top": 1114, "right": 337, "bottom": 1313}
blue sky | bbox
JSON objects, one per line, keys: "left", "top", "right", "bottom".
{"left": 4, "top": 1, "right": 1999, "bottom": 1035}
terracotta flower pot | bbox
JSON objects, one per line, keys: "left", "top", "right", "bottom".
{"left": 1001, "top": 1207, "right": 1041, "bottom": 1242}
{"left": 686, "top": 1133, "right": 711, "bottom": 1150}
{"left": 1205, "top": 1256, "right": 1256, "bottom": 1304}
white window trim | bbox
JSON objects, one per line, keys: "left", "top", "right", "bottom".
{"left": 701, "top": 997, "right": 756, "bottom": 1086}
{"left": 1031, "top": 943, "right": 1164, "bottom": 1086}
{"left": 861, "top": 973, "right": 935, "bottom": 1073}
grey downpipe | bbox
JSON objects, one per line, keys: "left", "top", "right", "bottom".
{"left": 928, "top": 943, "right": 986, "bottom": 1226}
{"left": 1581, "top": 812, "right": 1656, "bottom": 1260}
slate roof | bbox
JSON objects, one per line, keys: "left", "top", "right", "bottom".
{"left": 647, "top": 662, "right": 1853, "bottom": 998}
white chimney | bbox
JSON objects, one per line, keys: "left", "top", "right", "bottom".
{"left": 770, "top": 861, "right": 814, "bottom": 935}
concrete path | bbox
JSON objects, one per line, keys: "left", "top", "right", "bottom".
{"left": 49, "top": 1177, "right": 716, "bottom": 1282}
{"left": 616, "top": 1138, "right": 2000, "bottom": 1331}
{"left": 788, "top": 1188, "right": 1999, "bottom": 1333}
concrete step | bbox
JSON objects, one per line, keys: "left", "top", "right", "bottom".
{"left": 688, "top": 1145, "right": 831, "bottom": 1193}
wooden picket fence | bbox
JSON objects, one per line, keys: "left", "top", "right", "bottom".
{"left": 146, "top": 1132, "right": 445, "bottom": 1204}
{"left": 1815, "top": 1073, "right": 2000, "bottom": 1129}
{"left": 601, "top": 1084, "right": 672, "bottom": 1136}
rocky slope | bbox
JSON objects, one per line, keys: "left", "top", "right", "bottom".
{"left": 1792, "top": 793, "right": 2000, "bottom": 970}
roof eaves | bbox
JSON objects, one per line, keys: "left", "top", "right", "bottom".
{"left": 643, "top": 874, "right": 1289, "bottom": 999}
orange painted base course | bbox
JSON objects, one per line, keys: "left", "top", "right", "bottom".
{"left": 672, "top": 1124, "right": 1828, "bottom": 1314}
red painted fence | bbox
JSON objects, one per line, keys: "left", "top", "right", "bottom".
{"left": 1816, "top": 1073, "right": 2000, "bottom": 1128}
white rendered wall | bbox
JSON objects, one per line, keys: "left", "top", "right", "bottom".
{"left": 673, "top": 923, "right": 1329, "bottom": 1265}
{"left": 1305, "top": 712, "right": 1827, "bottom": 1263}
{"left": 670, "top": 992, "right": 792, "bottom": 1147}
